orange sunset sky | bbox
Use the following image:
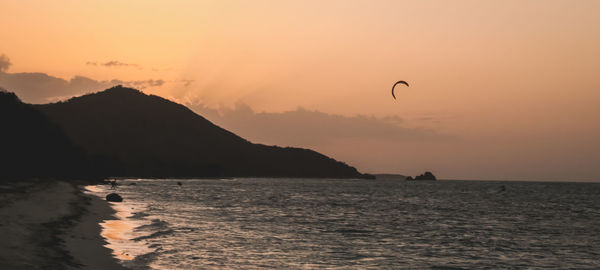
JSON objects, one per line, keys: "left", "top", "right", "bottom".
{"left": 1, "top": 0, "right": 599, "bottom": 181}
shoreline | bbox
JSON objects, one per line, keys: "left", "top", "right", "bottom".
{"left": 64, "top": 184, "right": 129, "bottom": 270}
{"left": 0, "top": 180, "right": 128, "bottom": 269}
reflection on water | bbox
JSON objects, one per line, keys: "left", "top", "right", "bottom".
{"left": 85, "top": 186, "right": 153, "bottom": 263}
{"left": 87, "top": 179, "right": 600, "bottom": 269}
{"left": 84, "top": 185, "right": 103, "bottom": 193}
{"left": 101, "top": 220, "right": 135, "bottom": 260}
{"left": 101, "top": 220, "right": 133, "bottom": 241}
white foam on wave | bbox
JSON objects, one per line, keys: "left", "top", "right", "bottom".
{"left": 84, "top": 184, "right": 156, "bottom": 262}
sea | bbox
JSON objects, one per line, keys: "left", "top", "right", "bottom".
{"left": 85, "top": 178, "right": 600, "bottom": 269}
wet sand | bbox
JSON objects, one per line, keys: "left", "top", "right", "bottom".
{"left": 0, "top": 180, "right": 128, "bottom": 269}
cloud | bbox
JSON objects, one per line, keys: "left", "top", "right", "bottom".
{"left": 109, "top": 79, "right": 165, "bottom": 87}
{"left": 0, "top": 54, "right": 11, "bottom": 72}
{"left": 190, "top": 103, "right": 452, "bottom": 148}
{"left": 0, "top": 72, "right": 111, "bottom": 103}
{"left": 86, "top": 60, "right": 139, "bottom": 68}
{"left": 103, "top": 60, "right": 138, "bottom": 67}
{"left": 188, "top": 103, "right": 467, "bottom": 177}
{"left": 187, "top": 103, "right": 454, "bottom": 175}
{"left": 0, "top": 71, "right": 167, "bottom": 104}
{"left": 0, "top": 54, "right": 177, "bottom": 103}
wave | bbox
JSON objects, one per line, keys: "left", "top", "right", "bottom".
{"left": 133, "top": 229, "right": 174, "bottom": 242}
{"left": 329, "top": 228, "right": 373, "bottom": 234}
{"left": 130, "top": 211, "right": 150, "bottom": 219}
{"left": 135, "top": 219, "right": 169, "bottom": 231}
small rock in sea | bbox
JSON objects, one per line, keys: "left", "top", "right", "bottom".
{"left": 414, "top": 171, "right": 437, "bottom": 180}
{"left": 106, "top": 193, "right": 123, "bottom": 202}
{"left": 177, "top": 181, "right": 182, "bottom": 186}
{"left": 128, "top": 183, "right": 137, "bottom": 185}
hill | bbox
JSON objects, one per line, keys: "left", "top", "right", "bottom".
{"left": 37, "top": 86, "right": 370, "bottom": 178}
{"left": 0, "top": 89, "right": 97, "bottom": 180}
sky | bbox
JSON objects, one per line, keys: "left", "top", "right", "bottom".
{"left": 1, "top": 0, "right": 599, "bottom": 181}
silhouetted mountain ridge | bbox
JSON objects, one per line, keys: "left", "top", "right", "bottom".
{"left": 0, "top": 89, "right": 101, "bottom": 180}
{"left": 37, "top": 86, "right": 370, "bottom": 178}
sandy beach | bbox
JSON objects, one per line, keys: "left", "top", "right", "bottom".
{"left": 0, "top": 180, "right": 127, "bottom": 270}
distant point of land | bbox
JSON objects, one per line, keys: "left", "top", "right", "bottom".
{"left": 407, "top": 171, "right": 437, "bottom": 181}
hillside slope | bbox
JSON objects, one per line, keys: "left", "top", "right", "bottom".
{"left": 38, "top": 86, "right": 369, "bottom": 178}
{"left": 0, "top": 90, "right": 92, "bottom": 180}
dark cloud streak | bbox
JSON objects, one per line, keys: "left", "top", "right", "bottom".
{"left": 102, "top": 60, "right": 138, "bottom": 67}
{"left": 86, "top": 60, "right": 139, "bottom": 68}
{"left": 0, "top": 71, "right": 167, "bottom": 104}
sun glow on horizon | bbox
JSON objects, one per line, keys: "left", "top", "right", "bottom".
{"left": 1, "top": 0, "right": 599, "bottom": 180}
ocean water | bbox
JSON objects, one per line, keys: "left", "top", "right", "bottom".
{"left": 86, "top": 178, "right": 600, "bottom": 269}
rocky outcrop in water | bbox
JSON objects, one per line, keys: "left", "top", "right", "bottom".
{"left": 413, "top": 171, "right": 437, "bottom": 181}
{"left": 406, "top": 172, "right": 437, "bottom": 181}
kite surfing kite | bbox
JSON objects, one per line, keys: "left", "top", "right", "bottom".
{"left": 391, "top": 80, "right": 409, "bottom": 99}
